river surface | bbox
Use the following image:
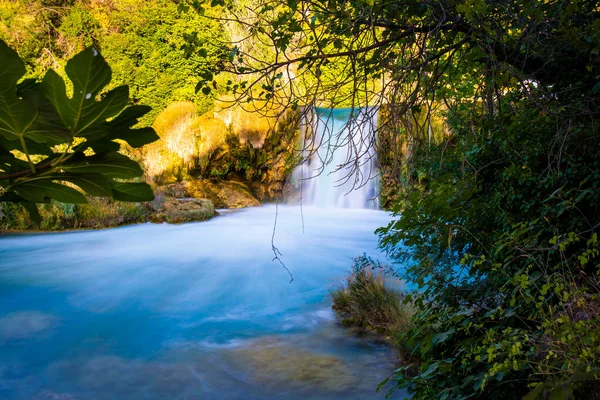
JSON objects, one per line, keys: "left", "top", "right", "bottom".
{"left": 0, "top": 205, "right": 406, "bottom": 400}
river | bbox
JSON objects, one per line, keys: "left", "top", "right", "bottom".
{"left": 0, "top": 205, "right": 407, "bottom": 400}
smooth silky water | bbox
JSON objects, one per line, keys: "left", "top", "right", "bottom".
{"left": 0, "top": 206, "right": 409, "bottom": 400}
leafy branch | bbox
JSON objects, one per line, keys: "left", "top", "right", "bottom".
{"left": 0, "top": 40, "right": 159, "bottom": 223}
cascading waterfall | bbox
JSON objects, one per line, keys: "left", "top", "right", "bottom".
{"left": 292, "top": 108, "right": 380, "bottom": 209}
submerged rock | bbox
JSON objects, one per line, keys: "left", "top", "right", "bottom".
{"left": 151, "top": 198, "right": 216, "bottom": 223}
{"left": 0, "top": 311, "right": 58, "bottom": 342}
{"left": 34, "top": 391, "right": 77, "bottom": 400}
{"left": 46, "top": 356, "right": 205, "bottom": 399}
{"left": 161, "top": 179, "right": 261, "bottom": 209}
{"left": 224, "top": 337, "right": 355, "bottom": 392}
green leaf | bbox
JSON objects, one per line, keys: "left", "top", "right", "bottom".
{"left": 39, "top": 173, "right": 113, "bottom": 197}
{"left": 16, "top": 79, "right": 72, "bottom": 144}
{"left": 62, "top": 174, "right": 112, "bottom": 197}
{"left": 22, "top": 202, "right": 41, "bottom": 225}
{"left": 432, "top": 328, "right": 456, "bottom": 344}
{"left": 103, "top": 105, "right": 158, "bottom": 148}
{"left": 0, "top": 40, "right": 39, "bottom": 142}
{"left": 549, "top": 385, "right": 573, "bottom": 400}
{"left": 13, "top": 179, "right": 88, "bottom": 204}
{"left": 110, "top": 181, "right": 154, "bottom": 202}
{"left": 0, "top": 152, "right": 31, "bottom": 175}
{"left": 88, "top": 139, "right": 121, "bottom": 154}
{"left": 421, "top": 362, "right": 439, "bottom": 378}
{"left": 0, "top": 134, "right": 58, "bottom": 156}
{"left": 42, "top": 48, "right": 128, "bottom": 138}
{"left": 62, "top": 152, "right": 144, "bottom": 179}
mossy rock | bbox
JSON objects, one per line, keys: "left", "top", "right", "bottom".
{"left": 160, "top": 179, "right": 260, "bottom": 209}
{"left": 224, "top": 337, "right": 355, "bottom": 392}
{"left": 151, "top": 198, "right": 216, "bottom": 223}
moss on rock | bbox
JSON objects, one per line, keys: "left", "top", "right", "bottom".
{"left": 225, "top": 337, "right": 355, "bottom": 392}
{"left": 151, "top": 198, "right": 216, "bottom": 224}
{"left": 160, "top": 179, "right": 260, "bottom": 208}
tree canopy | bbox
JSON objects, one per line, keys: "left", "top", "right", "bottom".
{"left": 192, "top": 0, "right": 599, "bottom": 115}
{"left": 0, "top": 0, "right": 227, "bottom": 125}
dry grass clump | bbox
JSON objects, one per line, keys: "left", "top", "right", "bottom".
{"left": 331, "top": 256, "right": 413, "bottom": 336}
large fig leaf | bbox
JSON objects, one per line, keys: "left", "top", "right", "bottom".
{"left": 0, "top": 41, "right": 38, "bottom": 142}
{"left": 32, "top": 173, "right": 113, "bottom": 197}
{"left": 61, "top": 152, "right": 144, "bottom": 179}
{"left": 104, "top": 105, "right": 159, "bottom": 148}
{"left": 42, "top": 47, "right": 128, "bottom": 139}
{"left": 0, "top": 40, "right": 157, "bottom": 215}
{"left": 110, "top": 181, "right": 155, "bottom": 202}
{"left": 0, "top": 41, "right": 72, "bottom": 144}
{"left": 12, "top": 179, "right": 88, "bottom": 204}
{"left": 17, "top": 79, "right": 73, "bottom": 145}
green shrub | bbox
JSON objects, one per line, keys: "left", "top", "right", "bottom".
{"left": 378, "top": 99, "right": 600, "bottom": 400}
{"left": 331, "top": 255, "right": 413, "bottom": 336}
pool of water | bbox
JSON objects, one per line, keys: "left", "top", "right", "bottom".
{"left": 0, "top": 205, "right": 406, "bottom": 399}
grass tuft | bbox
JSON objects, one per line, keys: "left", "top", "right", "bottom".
{"left": 331, "top": 255, "right": 413, "bottom": 336}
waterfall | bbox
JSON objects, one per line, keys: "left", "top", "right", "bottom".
{"left": 291, "top": 108, "right": 379, "bottom": 209}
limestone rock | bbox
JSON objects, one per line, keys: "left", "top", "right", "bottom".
{"left": 151, "top": 198, "right": 216, "bottom": 223}
{"left": 160, "top": 180, "right": 260, "bottom": 209}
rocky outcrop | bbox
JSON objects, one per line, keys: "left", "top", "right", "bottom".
{"left": 151, "top": 197, "right": 216, "bottom": 223}
{"left": 160, "top": 179, "right": 260, "bottom": 209}
{"left": 200, "top": 105, "right": 300, "bottom": 202}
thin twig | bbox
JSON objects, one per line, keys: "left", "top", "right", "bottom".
{"left": 272, "top": 202, "right": 294, "bottom": 283}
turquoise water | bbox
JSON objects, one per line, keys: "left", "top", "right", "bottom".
{"left": 0, "top": 206, "right": 406, "bottom": 399}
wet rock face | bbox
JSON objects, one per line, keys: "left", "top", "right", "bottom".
{"left": 160, "top": 180, "right": 261, "bottom": 209}
{"left": 151, "top": 198, "right": 216, "bottom": 223}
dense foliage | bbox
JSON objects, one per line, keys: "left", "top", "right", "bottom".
{"left": 197, "top": 0, "right": 600, "bottom": 398}
{"left": 380, "top": 94, "right": 600, "bottom": 399}
{"left": 0, "top": 0, "right": 226, "bottom": 125}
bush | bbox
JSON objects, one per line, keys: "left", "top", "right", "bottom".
{"left": 331, "top": 255, "right": 413, "bottom": 336}
{"left": 378, "top": 98, "right": 600, "bottom": 399}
